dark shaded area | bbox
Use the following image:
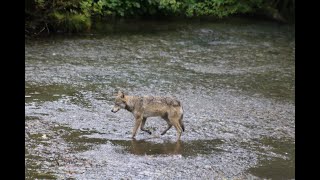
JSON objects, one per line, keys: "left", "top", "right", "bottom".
{"left": 248, "top": 137, "right": 295, "bottom": 179}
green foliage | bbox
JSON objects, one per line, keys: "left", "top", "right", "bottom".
{"left": 50, "top": 0, "right": 93, "bottom": 32}
{"left": 25, "top": 0, "right": 294, "bottom": 35}
{"left": 51, "top": 12, "right": 91, "bottom": 32}
{"left": 35, "top": 0, "right": 45, "bottom": 9}
{"left": 185, "top": 0, "right": 264, "bottom": 18}
{"left": 158, "top": 0, "right": 182, "bottom": 14}
{"left": 98, "top": 0, "right": 145, "bottom": 16}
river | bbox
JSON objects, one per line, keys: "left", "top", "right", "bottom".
{"left": 25, "top": 17, "right": 295, "bottom": 179}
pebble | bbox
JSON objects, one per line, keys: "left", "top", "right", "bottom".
{"left": 42, "top": 134, "right": 48, "bottom": 139}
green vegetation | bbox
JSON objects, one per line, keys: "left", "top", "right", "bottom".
{"left": 25, "top": 0, "right": 295, "bottom": 35}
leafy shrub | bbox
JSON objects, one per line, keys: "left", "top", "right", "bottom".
{"left": 51, "top": 12, "right": 91, "bottom": 32}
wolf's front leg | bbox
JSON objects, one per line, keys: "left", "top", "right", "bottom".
{"left": 132, "top": 115, "right": 142, "bottom": 139}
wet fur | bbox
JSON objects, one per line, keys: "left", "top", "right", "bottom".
{"left": 111, "top": 91, "right": 185, "bottom": 140}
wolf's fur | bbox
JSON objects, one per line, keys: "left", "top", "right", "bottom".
{"left": 111, "top": 91, "right": 185, "bottom": 140}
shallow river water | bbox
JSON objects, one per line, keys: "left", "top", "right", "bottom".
{"left": 25, "top": 18, "right": 295, "bottom": 179}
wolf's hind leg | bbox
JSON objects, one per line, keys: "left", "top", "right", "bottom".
{"left": 140, "top": 117, "right": 152, "bottom": 135}
{"left": 173, "top": 121, "right": 183, "bottom": 140}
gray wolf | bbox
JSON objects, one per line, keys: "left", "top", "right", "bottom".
{"left": 111, "top": 91, "right": 185, "bottom": 140}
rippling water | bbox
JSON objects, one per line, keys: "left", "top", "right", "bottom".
{"left": 25, "top": 18, "right": 295, "bottom": 179}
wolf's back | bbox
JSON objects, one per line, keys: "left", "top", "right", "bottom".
{"left": 144, "top": 96, "right": 181, "bottom": 106}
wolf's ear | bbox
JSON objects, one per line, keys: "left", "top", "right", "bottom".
{"left": 118, "top": 90, "right": 125, "bottom": 98}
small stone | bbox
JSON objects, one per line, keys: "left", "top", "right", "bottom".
{"left": 42, "top": 134, "right": 48, "bottom": 139}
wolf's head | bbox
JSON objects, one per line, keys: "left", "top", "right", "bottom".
{"left": 111, "top": 91, "right": 126, "bottom": 113}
